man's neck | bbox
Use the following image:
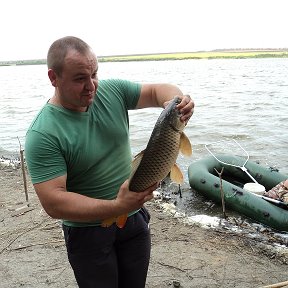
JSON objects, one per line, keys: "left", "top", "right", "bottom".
{"left": 48, "top": 96, "right": 88, "bottom": 112}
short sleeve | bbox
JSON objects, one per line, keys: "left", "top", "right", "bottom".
{"left": 25, "top": 129, "right": 67, "bottom": 184}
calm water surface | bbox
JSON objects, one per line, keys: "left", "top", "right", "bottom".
{"left": 1, "top": 59, "right": 287, "bottom": 176}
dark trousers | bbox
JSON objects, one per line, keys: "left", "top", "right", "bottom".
{"left": 62, "top": 207, "right": 151, "bottom": 288}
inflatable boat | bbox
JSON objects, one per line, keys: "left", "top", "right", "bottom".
{"left": 188, "top": 155, "right": 288, "bottom": 232}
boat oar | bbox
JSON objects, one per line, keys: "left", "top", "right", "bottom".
{"left": 252, "top": 193, "right": 288, "bottom": 210}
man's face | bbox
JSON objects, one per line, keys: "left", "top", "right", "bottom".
{"left": 53, "top": 49, "right": 98, "bottom": 112}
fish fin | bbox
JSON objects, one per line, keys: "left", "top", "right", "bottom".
{"left": 116, "top": 214, "right": 128, "bottom": 228}
{"left": 179, "top": 133, "right": 192, "bottom": 156}
{"left": 133, "top": 150, "right": 145, "bottom": 159}
{"left": 132, "top": 150, "right": 144, "bottom": 169}
{"left": 130, "top": 150, "right": 145, "bottom": 180}
{"left": 101, "top": 217, "right": 116, "bottom": 228}
{"left": 170, "top": 163, "right": 184, "bottom": 184}
{"left": 101, "top": 213, "right": 128, "bottom": 228}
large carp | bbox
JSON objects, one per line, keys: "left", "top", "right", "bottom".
{"left": 102, "top": 96, "right": 192, "bottom": 228}
{"left": 129, "top": 96, "right": 192, "bottom": 191}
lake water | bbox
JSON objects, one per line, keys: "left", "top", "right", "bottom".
{"left": 1, "top": 58, "right": 288, "bottom": 233}
{"left": 1, "top": 58, "right": 287, "bottom": 177}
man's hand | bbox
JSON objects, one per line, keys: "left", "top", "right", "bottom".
{"left": 163, "top": 94, "right": 195, "bottom": 124}
{"left": 114, "top": 180, "right": 157, "bottom": 215}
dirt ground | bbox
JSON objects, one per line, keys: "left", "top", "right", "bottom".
{"left": 0, "top": 165, "right": 287, "bottom": 288}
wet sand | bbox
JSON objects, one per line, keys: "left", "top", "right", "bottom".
{"left": 0, "top": 165, "right": 287, "bottom": 288}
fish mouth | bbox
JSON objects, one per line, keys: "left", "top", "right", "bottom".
{"left": 175, "top": 97, "right": 182, "bottom": 105}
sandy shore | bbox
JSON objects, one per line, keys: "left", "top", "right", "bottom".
{"left": 0, "top": 164, "right": 287, "bottom": 288}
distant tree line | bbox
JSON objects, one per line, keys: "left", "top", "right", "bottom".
{"left": 0, "top": 59, "right": 46, "bottom": 66}
{"left": 212, "top": 48, "right": 288, "bottom": 52}
{"left": 1, "top": 49, "right": 288, "bottom": 66}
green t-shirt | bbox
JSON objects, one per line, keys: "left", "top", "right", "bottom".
{"left": 25, "top": 79, "right": 141, "bottom": 226}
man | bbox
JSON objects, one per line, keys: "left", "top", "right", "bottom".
{"left": 25, "top": 36, "right": 194, "bottom": 288}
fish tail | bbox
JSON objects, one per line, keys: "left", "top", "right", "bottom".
{"left": 101, "top": 214, "right": 128, "bottom": 228}
{"left": 116, "top": 213, "right": 128, "bottom": 228}
{"left": 101, "top": 217, "right": 116, "bottom": 227}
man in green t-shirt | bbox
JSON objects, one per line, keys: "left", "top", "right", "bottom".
{"left": 25, "top": 36, "right": 194, "bottom": 288}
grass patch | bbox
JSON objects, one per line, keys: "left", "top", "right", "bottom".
{"left": 1, "top": 50, "right": 288, "bottom": 66}
{"left": 99, "top": 50, "right": 288, "bottom": 62}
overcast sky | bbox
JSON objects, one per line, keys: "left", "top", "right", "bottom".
{"left": 1, "top": 0, "right": 287, "bottom": 61}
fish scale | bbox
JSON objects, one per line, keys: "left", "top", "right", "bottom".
{"left": 129, "top": 97, "right": 185, "bottom": 192}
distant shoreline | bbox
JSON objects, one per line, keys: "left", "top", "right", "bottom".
{"left": 1, "top": 49, "right": 288, "bottom": 66}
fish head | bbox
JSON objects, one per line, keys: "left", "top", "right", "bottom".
{"left": 163, "top": 97, "right": 185, "bottom": 132}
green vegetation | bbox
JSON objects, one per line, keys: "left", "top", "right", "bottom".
{"left": 1, "top": 49, "right": 288, "bottom": 66}
{"left": 100, "top": 50, "right": 288, "bottom": 62}
{"left": 0, "top": 58, "right": 46, "bottom": 66}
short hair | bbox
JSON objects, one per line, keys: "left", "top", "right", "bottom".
{"left": 47, "top": 36, "right": 91, "bottom": 75}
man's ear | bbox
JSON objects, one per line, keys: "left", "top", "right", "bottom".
{"left": 48, "top": 69, "right": 57, "bottom": 87}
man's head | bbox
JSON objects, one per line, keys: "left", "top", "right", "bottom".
{"left": 47, "top": 36, "right": 93, "bottom": 76}
{"left": 47, "top": 36, "right": 98, "bottom": 112}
